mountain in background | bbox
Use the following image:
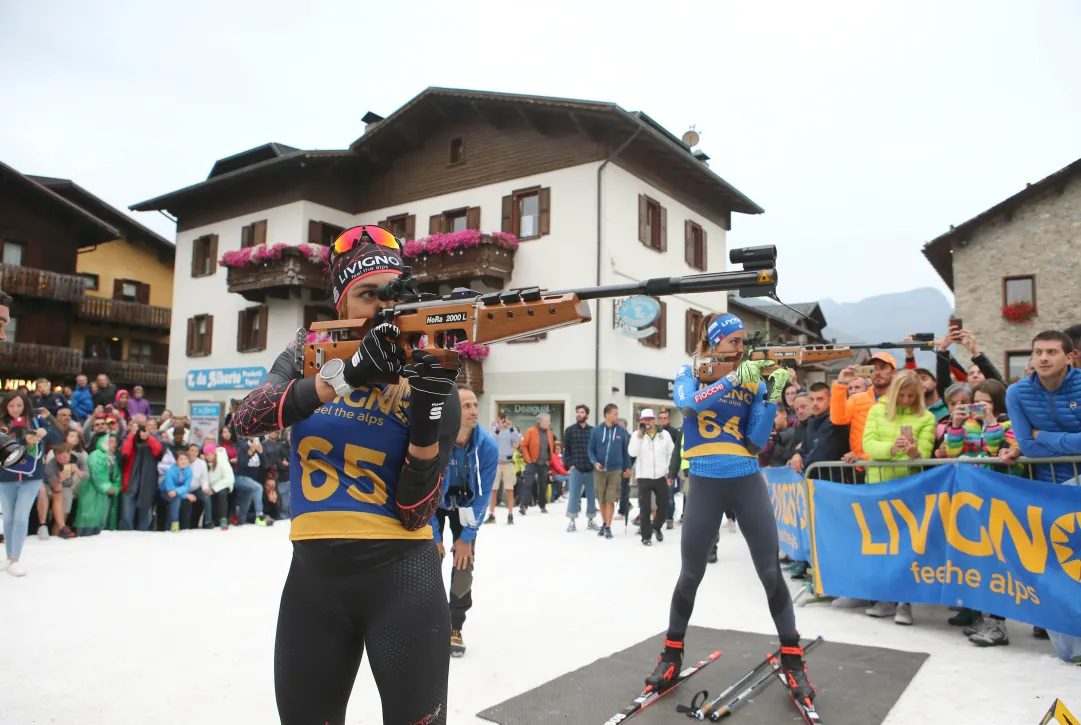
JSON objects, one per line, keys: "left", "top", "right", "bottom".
{"left": 818, "top": 287, "right": 954, "bottom": 369}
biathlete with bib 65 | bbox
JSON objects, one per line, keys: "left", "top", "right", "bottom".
{"left": 232, "top": 225, "right": 461, "bottom": 725}
{"left": 643, "top": 312, "right": 817, "bottom": 706}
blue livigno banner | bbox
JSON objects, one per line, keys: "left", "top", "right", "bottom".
{"left": 808, "top": 465, "right": 1081, "bottom": 637}
{"left": 762, "top": 467, "right": 812, "bottom": 561}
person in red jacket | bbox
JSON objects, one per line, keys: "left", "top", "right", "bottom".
{"left": 550, "top": 442, "right": 570, "bottom": 500}
{"left": 119, "top": 421, "right": 164, "bottom": 531}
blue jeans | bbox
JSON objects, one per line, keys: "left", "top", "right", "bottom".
{"left": 119, "top": 493, "right": 153, "bottom": 531}
{"left": 165, "top": 494, "right": 181, "bottom": 526}
{"left": 196, "top": 490, "right": 214, "bottom": 526}
{"left": 566, "top": 468, "right": 596, "bottom": 520}
{"left": 0, "top": 479, "right": 43, "bottom": 560}
{"left": 276, "top": 480, "right": 291, "bottom": 520}
{"left": 234, "top": 476, "right": 263, "bottom": 524}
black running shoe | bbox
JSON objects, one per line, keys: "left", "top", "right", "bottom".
{"left": 645, "top": 640, "right": 684, "bottom": 689}
{"left": 780, "top": 645, "right": 816, "bottom": 701}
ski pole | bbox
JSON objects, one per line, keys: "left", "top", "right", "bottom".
{"left": 694, "top": 649, "right": 780, "bottom": 719}
{"left": 706, "top": 636, "right": 823, "bottom": 721}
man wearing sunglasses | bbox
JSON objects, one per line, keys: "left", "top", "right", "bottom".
{"left": 232, "top": 226, "right": 461, "bottom": 725}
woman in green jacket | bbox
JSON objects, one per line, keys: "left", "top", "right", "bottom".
{"left": 862, "top": 370, "right": 937, "bottom": 484}
{"left": 74, "top": 432, "right": 120, "bottom": 536}
{"left": 861, "top": 369, "right": 936, "bottom": 625}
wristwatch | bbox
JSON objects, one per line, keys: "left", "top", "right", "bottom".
{"left": 318, "top": 358, "right": 353, "bottom": 397}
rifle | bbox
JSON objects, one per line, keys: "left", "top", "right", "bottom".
{"left": 693, "top": 331, "right": 938, "bottom": 383}
{"left": 296, "top": 245, "right": 782, "bottom": 382}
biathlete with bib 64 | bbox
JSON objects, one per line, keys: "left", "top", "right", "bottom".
{"left": 232, "top": 225, "right": 461, "bottom": 725}
{"left": 643, "top": 312, "right": 817, "bottom": 707}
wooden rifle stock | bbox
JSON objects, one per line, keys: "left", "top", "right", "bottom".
{"left": 694, "top": 336, "right": 937, "bottom": 383}
{"left": 299, "top": 264, "right": 780, "bottom": 382}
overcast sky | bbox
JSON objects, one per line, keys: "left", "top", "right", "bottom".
{"left": 2, "top": 0, "right": 1079, "bottom": 304}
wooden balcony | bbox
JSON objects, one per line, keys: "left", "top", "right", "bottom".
{"left": 0, "top": 264, "right": 85, "bottom": 303}
{"left": 225, "top": 248, "right": 327, "bottom": 303}
{"left": 406, "top": 236, "right": 516, "bottom": 290}
{"left": 0, "top": 342, "right": 83, "bottom": 377}
{"left": 460, "top": 359, "right": 484, "bottom": 393}
{"left": 82, "top": 358, "right": 168, "bottom": 387}
{"left": 77, "top": 297, "right": 171, "bottom": 331}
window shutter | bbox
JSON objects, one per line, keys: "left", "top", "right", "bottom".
{"left": 377, "top": 219, "right": 389, "bottom": 228}
{"left": 685, "top": 310, "right": 694, "bottom": 355}
{"left": 501, "top": 195, "right": 513, "bottom": 233}
{"left": 467, "top": 207, "right": 481, "bottom": 231}
{"left": 241, "top": 225, "right": 252, "bottom": 248}
{"left": 684, "top": 221, "right": 693, "bottom": 266}
{"left": 190, "top": 239, "right": 200, "bottom": 277}
{"left": 204, "top": 315, "right": 214, "bottom": 355}
{"left": 137, "top": 283, "right": 151, "bottom": 304}
{"left": 186, "top": 317, "right": 195, "bottom": 356}
{"left": 658, "top": 300, "right": 667, "bottom": 349}
{"left": 638, "top": 195, "right": 647, "bottom": 242}
{"left": 539, "top": 187, "right": 551, "bottom": 236}
{"left": 113, "top": 279, "right": 124, "bottom": 300}
{"left": 701, "top": 228, "right": 708, "bottom": 269}
{"left": 258, "top": 306, "right": 269, "bottom": 351}
{"left": 429, "top": 214, "right": 441, "bottom": 235}
{"left": 308, "top": 220, "right": 321, "bottom": 244}
{"left": 209, "top": 235, "right": 218, "bottom": 275}
{"left": 659, "top": 206, "right": 667, "bottom": 252}
{"left": 405, "top": 214, "right": 416, "bottom": 241}
{"left": 236, "top": 310, "right": 245, "bottom": 351}
{"left": 254, "top": 220, "right": 268, "bottom": 246}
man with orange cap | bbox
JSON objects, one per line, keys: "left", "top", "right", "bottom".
{"left": 830, "top": 352, "right": 897, "bottom": 475}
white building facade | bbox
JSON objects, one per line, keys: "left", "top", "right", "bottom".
{"left": 138, "top": 89, "right": 763, "bottom": 438}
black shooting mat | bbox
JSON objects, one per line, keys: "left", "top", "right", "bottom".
{"left": 476, "top": 626, "right": 929, "bottom": 725}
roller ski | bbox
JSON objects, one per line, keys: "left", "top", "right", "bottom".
{"left": 602, "top": 645, "right": 721, "bottom": 724}
{"left": 768, "top": 640, "right": 821, "bottom": 723}
{"left": 687, "top": 636, "right": 822, "bottom": 721}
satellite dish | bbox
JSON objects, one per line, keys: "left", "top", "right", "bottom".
{"left": 681, "top": 129, "right": 700, "bottom": 148}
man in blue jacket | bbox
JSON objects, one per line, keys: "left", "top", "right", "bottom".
{"left": 588, "top": 403, "right": 632, "bottom": 539}
{"left": 433, "top": 385, "right": 497, "bottom": 657}
{"left": 1005, "top": 329, "right": 1081, "bottom": 483}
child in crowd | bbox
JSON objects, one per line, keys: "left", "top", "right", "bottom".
{"left": 161, "top": 452, "right": 193, "bottom": 532}
{"left": 184, "top": 443, "right": 213, "bottom": 529}
{"left": 550, "top": 441, "right": 570, "bottom": 499}
{"left": 75, "top": 433, "right": 120, "bottom": 536}
{"left": 205, "top": 443, "right": 234, "bottom": 530}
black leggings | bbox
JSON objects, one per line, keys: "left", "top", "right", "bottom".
{"left": 274, "top": 541, "right": 450, "bottom": 725}
{"left": 668, "top": 472, "right": 797, "bottom": 641}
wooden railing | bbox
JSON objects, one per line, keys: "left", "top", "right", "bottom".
{"left": 0, "top": 342, "right": 83, "bottom": 377}
{"left": 225, "top": 248, "right": 326, "bottom": 303}
{"left": 0, "top": 264, "right": 86, "bottom": 303}
{"left": 82, "top": 359, "right": 168, "bottom": 387}
{"left": 78, "top": 297, "right": 171, "bottom": 330}
{"left": 406, "top": 237, "right": 516, "bottom": 290}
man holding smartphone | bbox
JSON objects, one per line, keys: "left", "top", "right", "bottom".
{"left": 628, "top": 410, "right": 674, "bottom": 546}
{"left": 487, "top": 413, "right": 520, "bottom": 524}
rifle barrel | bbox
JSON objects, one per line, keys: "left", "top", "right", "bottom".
{"left": 549, "top": 268, "right": 776, "bottom": 301}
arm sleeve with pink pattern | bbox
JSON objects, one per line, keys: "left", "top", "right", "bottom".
{"left": 232, "top": 347, "right": 322, "bottom": 438}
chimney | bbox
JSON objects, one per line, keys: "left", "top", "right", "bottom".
{"left": 361, "top": 111, "right": 384, "bottom": 134}
{"left": 693, "top": 150, "right": 711, "bottom": 166}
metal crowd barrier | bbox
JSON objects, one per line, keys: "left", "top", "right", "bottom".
{"left": 790, "top": 456, "right": 1081, "bottom": 605}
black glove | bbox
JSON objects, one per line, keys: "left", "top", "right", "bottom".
{"left": 343, "top": 323, "right": 405, "bottom": 387}
{"left": 403, "top": 350, "right": 460, "bottom": 448}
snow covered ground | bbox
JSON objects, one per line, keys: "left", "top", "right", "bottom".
{"left": 1, "top": 496, "right": 1074, "bottom": 724}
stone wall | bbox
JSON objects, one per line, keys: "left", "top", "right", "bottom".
{"left": 952, "top": 174, "right": 1081, "bottom": 381}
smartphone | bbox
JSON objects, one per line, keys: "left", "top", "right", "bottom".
{"left": 854, "top": 365, "right": 875, "bottom": 377}
{"left": 961, "top": 403, "right": 986, "bottom": 417}
{"left": 900, "top": 425, "right": 914, "bottom": 439}
{"left": 949, "top": 317, "right": 963, "bottom": 331}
